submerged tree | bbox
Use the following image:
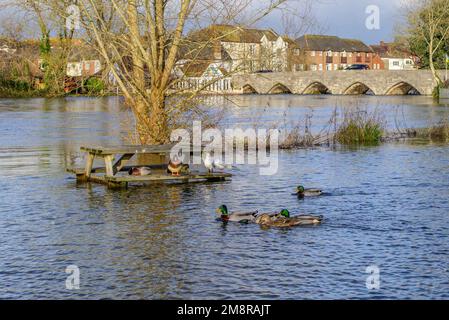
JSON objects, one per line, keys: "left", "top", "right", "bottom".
{"left": 72, "top": 0, "right": 291, "bottom": 144}
{"left": 6, "top": 0, "right": 317, "bottom": 144}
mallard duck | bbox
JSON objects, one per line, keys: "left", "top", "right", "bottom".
{"left": 167, "top": 156, "right": 190, "bottom": 176}
{"left": 295, "top": 185, "right": 323, "bottom": 198}
{"left": 255, "top": 209, "right": 323, "bottom": 228}
{"left": 167, "top": 159, "right": 189, "bottom": 176}
{"left": 204, "top": 153, "right": 226, "bottom": 173}
{"left": 128, "top": 167, "right": 152, "bottom": 176}
{"left": 216, "top": 205, "right": 258, "bottom": 223}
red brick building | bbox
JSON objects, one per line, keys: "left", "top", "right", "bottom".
{"left": 294, "top": 35, "right": 384, "bottom": 71}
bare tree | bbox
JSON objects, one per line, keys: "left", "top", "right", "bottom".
{"left": 405, "top": 0, "right": 449, "bottom": 84}
{"left": 69, "top": 0, "right": 289, "bottom": 145}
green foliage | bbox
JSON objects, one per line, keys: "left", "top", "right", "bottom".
{"left": 429, "top": 120, "right": 449, "bottom": 141}
{"left": 84, "top": 78, "right": 105, "bottom": 94}
{"left": 39, "top": 32, "right": 51, "bottom": 56}
{"left": 336, "top": 110, "right": 384, "bottom": 145}
{"left": 407, "top": 0, "right": 449, "bottom": 69}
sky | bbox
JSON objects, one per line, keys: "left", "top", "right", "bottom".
{"left": 0, "top": 0, "right": 405, "bottom": 44}
{"left": 260, "top": 0, "right": 405, "bottom": 44}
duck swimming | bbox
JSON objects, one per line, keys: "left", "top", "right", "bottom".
{"left": 216, "top": 205, "right": 258, "bottom": 223}
{"left": 255, "top": 209, "right": 323, "bottom": 228}
{"left": 295, "top": 185, "right": 323, "bottom": 198}
{"left": 128, "top": 167, "right": 152, "bottom": 176}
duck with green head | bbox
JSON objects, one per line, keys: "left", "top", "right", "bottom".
{"left": 256, "top": 209, "right": 323, "bottom": 228}
{"left": 216, "top": 205, "right": 258, "bottom": 223}
{"left": 295, "top": 185, "right": 323, "bottom": 198}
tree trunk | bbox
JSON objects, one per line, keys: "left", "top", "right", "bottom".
{"left": 134, "top": 89, "right": 169, "bottom": 145}
{"left": 429, "top": 41, "right": 442, "bottom": 85}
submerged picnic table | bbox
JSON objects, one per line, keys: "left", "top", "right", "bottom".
{"left": 67, "top": 144, "right": 232, "bottom": 188}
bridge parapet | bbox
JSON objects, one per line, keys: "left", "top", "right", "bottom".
{"left": 232, "top": 70, "right": 443, "bottom": 96}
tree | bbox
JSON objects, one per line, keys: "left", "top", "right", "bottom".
{"left": 405, "top": 0, "right": 449, "bottom": 84}
{"left": 72, "top": 0, "right": 292, "bottom": 145}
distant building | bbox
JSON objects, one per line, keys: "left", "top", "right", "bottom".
{"left": 294, "top": 35, "right": 383, "bottom": 71}
{"left": 67, "top": 60, "right": 102, "bottom": 77}
{"left": 370, "top": 41, "right": 418, "bottom": 70}
{"left": 185, "top": 24, "right": 299, "bottom": 74}
{"left": 173, "top": 61, "right": 232, "bottom": 93}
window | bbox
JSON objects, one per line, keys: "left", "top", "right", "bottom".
{"left": 326, "top": 64, "right": 332, "bottom": 71}
{"left": 310, "top": 64, "right": 317, "bottom": 71}
{"left": 294, "top": 48, "right": 300, "bottom": 56}
{"left": 326, "top": 56, "right": 333, "bottom": 63}
{"left": 249, "top": 44, "right": 256, "bottom": 55}
{"left": 294, "top": 64, "right": 304, "bottom": 71}
{"left": 311, "top": 51, "right": 316, "bottom": 57}
{"left": 393, "top": 61, "right": 400, "bottom": 66}
{"left": 319, "top": 51, "right": 323, "bottom": 56}
{"left": 341, "top": 57, "right": 348, "bottom": 64}
{"left": 327, "top": 50, "right": 332, "bottom": 56}
{"left": 319, "top": 64, "right": 323, "bottom": 71}
{"left": 365, "top": 53, "right": 371, "bottom": 63}
{"left": 334, "top": 64, "right": 338, "bottom": 70}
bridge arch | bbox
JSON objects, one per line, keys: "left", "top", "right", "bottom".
{"left": 268, "top": 83, "right": 293, "bottom": 94}
{"left": 242, "top": 84, "right": 258, "bottom": 94}
{"left": 343, "top": 82, "right": 375, "bottom": 95}
{"left": 302, "top": 82, "right": 331, "bottom": 94}
{"left": 385, "top": 82, "right": 421, "bottom": 95}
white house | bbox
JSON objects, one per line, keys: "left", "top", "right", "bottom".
{"left": 67, "top": 60, "right": 102, "bottom": 77}
{"left": 173, "top": 62, "right": 232, "bottom": 93}
{"left": 382, "top": 57, "right": 416, "bottom": 71}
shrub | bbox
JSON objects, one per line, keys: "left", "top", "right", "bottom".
{"left": 429, "top": 120, "right": 449, "bottom": 141}
{"left": 336, "top": 109, "right": 385, "bottom": 145}
{"left": 85, "top": 77, "right": 105, "bottom": 94}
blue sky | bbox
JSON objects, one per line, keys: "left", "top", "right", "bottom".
{"left": 260, "top": 0, "right": 404, "bottom": 44}
{"left": 0, "top": 0, "right": 404, "bottom": 44}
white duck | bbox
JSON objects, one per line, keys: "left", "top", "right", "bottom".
{"left": 203, "top": 152, "right": 226, "bottom": 173}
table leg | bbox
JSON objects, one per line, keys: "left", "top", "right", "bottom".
{"left": 104, "top": 155, "right": 115, "bottom": 177}
{"left": 113, "top": 153, "right": 134, "bottom": 175}
{"left": 85, "top": 153, "right": 95, "bottom": 179}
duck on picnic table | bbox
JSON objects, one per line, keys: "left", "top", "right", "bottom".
{"left": 255, "top": 209, "right": 323, "bottom": 228}
{"left": 216, "top": 205, "right": 259, "bottom": 223}
{"left": 204, "top": 152, "right": 227, "bottom": 173}
{"left": 294, "top": 185, "right": 323, "bottom": 198}
{"left": 167, "top": 156, "right": 190, "bottom": 176}
{"left": 128, "top": 167, "right": 152, "bottom": 176}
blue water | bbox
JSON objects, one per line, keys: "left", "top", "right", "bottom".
{"left": 0, "top": 96, "right": 448, "bottom": 299}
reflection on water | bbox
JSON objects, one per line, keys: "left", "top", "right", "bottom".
{"left": 0, "top": 96, "right": 448, "bottom": 299}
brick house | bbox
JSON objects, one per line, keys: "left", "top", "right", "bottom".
{"left": 370, "top": 41, "right": 419, "bottom": 70}
{"left": 294, "top": 35, "right": 383, "bottom": 71}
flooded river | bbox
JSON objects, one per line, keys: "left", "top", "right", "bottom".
{"left": 0, "top": 95, "right": 448, "bottom": 299}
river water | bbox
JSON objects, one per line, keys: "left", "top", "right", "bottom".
{"left": 0, "top": 95, "right": 448, "bottom": 299}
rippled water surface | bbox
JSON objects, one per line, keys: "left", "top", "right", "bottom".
{"left": 0, "top": 95, "right": 448, "bottom": 299}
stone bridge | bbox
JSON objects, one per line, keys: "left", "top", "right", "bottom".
{"left": 232, "top": 70, "right": 445, "bottom": 96}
